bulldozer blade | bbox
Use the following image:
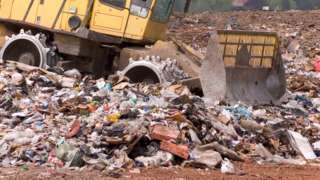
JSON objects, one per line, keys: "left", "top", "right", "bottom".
{"left": 201, "top": 30, "right": 286, "bottom": 105}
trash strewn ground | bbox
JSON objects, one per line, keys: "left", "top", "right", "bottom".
{"left": 1, "top": 10, "right": 320, "bottom": 178}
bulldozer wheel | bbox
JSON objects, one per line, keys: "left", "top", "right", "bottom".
{"left": 0, "top": 30, "right": 52, "bottom": 68}
{"left": 123, "top": 65, "right": 161, "bottom": 84}
{"left": 2, "top": 40, "right": 41, "bottom": 66}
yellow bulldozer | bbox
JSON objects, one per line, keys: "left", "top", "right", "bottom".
{"left": 0, "top": 0, "right": 286, "bottom": 105}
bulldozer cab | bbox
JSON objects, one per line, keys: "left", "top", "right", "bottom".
{"left": 90, "top": 0, "right": 175, "bottom": 42}
{"left": 201, "top": 30, "right": 286, "bottom": 105}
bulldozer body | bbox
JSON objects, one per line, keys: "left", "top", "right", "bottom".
{"left": 0, "top": 0, "right": 173, "bottom": 44}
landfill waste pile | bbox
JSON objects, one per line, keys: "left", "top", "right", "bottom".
{"left": 1, "top": 57, "right": 320, "bottom": 177}
{"left": 1, "top": 10, "right": 320, "bottom": 177}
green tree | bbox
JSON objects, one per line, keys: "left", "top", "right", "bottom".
{"left": 296, "top": 0, "right": 320, "bottom": 10}
{"left": 190, "top": 0, "right": 233, "bottom": 11}
{"left": 265, "top": 0, "right": 297, "bottom": 10}
{"left": 173, "top": 0, "right": 320, "bottom": 12}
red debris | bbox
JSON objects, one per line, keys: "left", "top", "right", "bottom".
{"left": 150, "top": 125, "right": 180, "bottom": 141}
{"left": 65, "top": 119, "right": 81, "bottom": 138}
{"left": 87, "top": 104, "right": 97, "bottom": 113}
{"left": 103, "top": 104, "right": 110, "bottom": 112}
{"left": 314, "top": 57, "right": 320, "bottom": 72}
{"left": 48, "top": 150, "right": 64, "bottom": 168}
{"left": 160, "top": 141, "right": 189, "bottom": 160}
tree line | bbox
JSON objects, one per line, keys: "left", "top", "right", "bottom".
{"left": 174, "top": 0, "right": 320, "bottom": 12}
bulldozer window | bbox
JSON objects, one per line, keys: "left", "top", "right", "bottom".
{"left": 100, "top": 0, "right": 126, "bottom": 8}
{"left": 130, "top": 0, "right": 152, "bottom": 18}
{"left": 151, "top": 0, "right": 174, "bottom": 23}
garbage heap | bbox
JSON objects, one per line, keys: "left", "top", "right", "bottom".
{"left": 0, "top": 60, "right": 320, "bottom": 175}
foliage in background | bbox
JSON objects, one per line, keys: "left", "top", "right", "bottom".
{"left": 266, "top": 0, "right": 296, "bottom": 10}
{"left": 191, "top": 0, "right": 233, "bottom": 11}
{"left": 173, "top": 0, "right": 320, "bottom": 12}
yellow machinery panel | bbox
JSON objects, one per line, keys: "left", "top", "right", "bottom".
{"left": 24, "top": 0, "right": 39, "bottom": 24}
{"left": 35, "top": 0, "right": 65, "bottom": 27}
{"left": 0, "top": 0, "right": 13, "bottom": 19}
{"left": 11, "top": 0, "right": 33, "bottom": 21}
{"left": 90, "top": 0, "right": 130, "bottom": 38}
{"left": 34, "top": 0, "right": 88, "bottom": 30}
{"left": 0, "top": 0, "right": 173, "bottom": 43}
{"left": 123, "top": 0, "right": 155, "bottom": 40}
{"left": 95, "top": 12, "right": 124, "bottom": 30}
{"left": 59, "top": 0, "right": 88, "bottom": 31}
{"left": 122, "top": 15, "right": 146, "bottom": 40}
{"left": 90, "top": 0, "right": 171, "bottom": 41}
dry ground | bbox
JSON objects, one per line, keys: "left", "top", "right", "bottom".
{"left": 1, "top": 162, "right": 320, "bottom": 180}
